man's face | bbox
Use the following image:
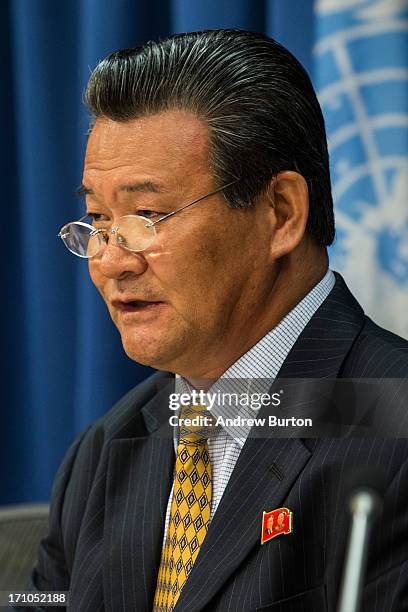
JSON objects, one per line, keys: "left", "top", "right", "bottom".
{"left": 84, "top": 111, "right": 276, "bottom": 377}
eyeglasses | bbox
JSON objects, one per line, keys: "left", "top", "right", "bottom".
{"left": 58, "top": 180, "right": 238, "bottom": 258}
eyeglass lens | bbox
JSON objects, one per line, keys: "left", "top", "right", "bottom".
{"left": 60, "top": 216, "right": 155, "bottom": 258}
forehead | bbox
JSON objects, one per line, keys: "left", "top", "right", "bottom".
{"left": 83, "top": 110, "right": 211, "bottom": 191}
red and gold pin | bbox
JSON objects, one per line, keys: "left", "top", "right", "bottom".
{"left": 261, "top": 507, "right": 293, "bottom": 545}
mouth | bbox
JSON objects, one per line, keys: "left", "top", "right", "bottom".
{"left": 111, "top": 298, "right": 165, "bottom": 314}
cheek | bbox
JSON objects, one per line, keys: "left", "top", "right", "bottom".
{"left": 147, "top": 236, "right": 224, "bottom": 291}
{"left": 146, "top": 231, "right": 244, "bottom": 316}
{"left": 88, "top": 261, "right": 99, "bottom": 286}
{"left": 88, "top": 262, "right": 106, "bottom": 297}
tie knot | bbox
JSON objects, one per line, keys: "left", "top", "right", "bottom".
{"left": 179, "top": 404, "right": 213, "bottom": 445}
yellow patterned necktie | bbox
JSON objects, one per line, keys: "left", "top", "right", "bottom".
{"left": 153, "top": 404, "right": 213, "bottom": 611}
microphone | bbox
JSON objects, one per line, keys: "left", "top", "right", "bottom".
{"left": 337, "top": 466, "right": 387, "bottom": 612}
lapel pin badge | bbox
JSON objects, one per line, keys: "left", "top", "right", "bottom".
{"left": 261, "top": 507, "right": 293, "bottom": 545}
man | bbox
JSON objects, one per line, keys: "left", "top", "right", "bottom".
{"left": 33, "top": 30, "right": 408, "bottom": 611}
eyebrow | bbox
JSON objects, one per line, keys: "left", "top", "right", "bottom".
{"left": 77, "top": 180, "right": 166, "bottom": 197}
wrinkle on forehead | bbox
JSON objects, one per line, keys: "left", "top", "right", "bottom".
{"left": 84, "top": 111, "right": 211, "bottom": 184}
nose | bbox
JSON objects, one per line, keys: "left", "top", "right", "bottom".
{"left": 96, "top": 241, "right": 148, "bottom": 279}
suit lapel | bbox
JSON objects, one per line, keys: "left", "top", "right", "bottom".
{"left": 176, "top": 436, "right": 311, "bottom": 611}
{"left": 103, "top": 379, "right": 176, "bottom": 612}
{"left": 278, "top": 271, "right": 365, "bottom": 379}
{"left": 176, "top": 273, "right": 366, "bottom": 610}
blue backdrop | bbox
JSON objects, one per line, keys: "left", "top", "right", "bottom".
{"left": 1, "top": 0, "right": 407, "bottom": 505}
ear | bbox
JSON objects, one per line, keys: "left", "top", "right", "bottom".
{"left": 267, "top": 171, "right": 309, "bottom": 259}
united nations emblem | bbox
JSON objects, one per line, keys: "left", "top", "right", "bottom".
{"left": 314, "top": 0, "right": 408, "bottom": 338}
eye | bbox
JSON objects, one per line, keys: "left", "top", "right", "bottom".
{"left": 87, "top": 212, "right": 110, "bottom": 224}
{"left": 138, "top": 210, "right": 165, "bottom": 220}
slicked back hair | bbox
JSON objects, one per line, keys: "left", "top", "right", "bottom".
{"left": 85, "top": 29, "right": 335, "bottom": 246}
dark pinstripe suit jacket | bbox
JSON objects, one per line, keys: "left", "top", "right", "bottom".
{"left": 31, "top": 273, "right": 408, "bottom": 611}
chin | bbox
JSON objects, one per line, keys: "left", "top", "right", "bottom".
{"left": 120, "top": 335, "right": 181, "bottom": 372}
{"left": 118, "top": 316, "right": 197, "bottom": 371}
